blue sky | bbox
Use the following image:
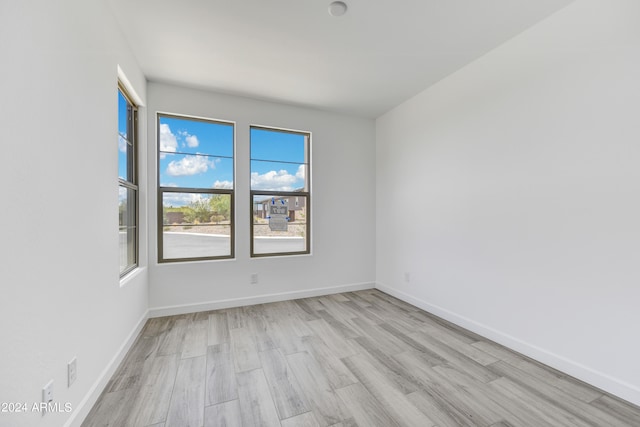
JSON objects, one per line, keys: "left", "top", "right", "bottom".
{"left": 250, "top": 127, "right": 307, "bottom": 193}
{"left": 140, "top": 114, "right": 308, "bottom": 207}
{"left": 118, "top": 90, "right": 131, "bottom": 181}
{"left": 158, "top": 115, "right": 234, "bottom": 192}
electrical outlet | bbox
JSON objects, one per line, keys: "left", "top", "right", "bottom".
{"left": 250, "top": 273, "right": 259, "bottom": 284}
{"left": 404, "top": 272, "right": 411, "bottom": 283}
{"left": 68, "top": 357, "right": 77, "bottom": 387}
{"left": 42, "top": 380, "right": 53, "bottom": 403}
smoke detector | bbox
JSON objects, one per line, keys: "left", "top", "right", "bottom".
{"left": 328, "top": 1, "right": 348, "bottom": 17}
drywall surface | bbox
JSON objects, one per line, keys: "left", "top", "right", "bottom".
{"left": 376, "top": 0, "right": 640, "bottom": 405}
{"left": 147, "top": 83, "right": 376, "bottom": 312}
{"left": 0, "top": 1, "right": 149, "bottom": 426}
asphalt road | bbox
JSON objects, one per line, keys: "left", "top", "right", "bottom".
{"left": 162, "top": 232, "right": 305, "bottom": 258}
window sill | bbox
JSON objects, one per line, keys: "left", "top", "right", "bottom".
{"left": 120, "top": 266, "right": 146, "bottom": 288}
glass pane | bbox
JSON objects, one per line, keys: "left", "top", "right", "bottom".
{"left": 251, "top": 127, "right": 306, "bottom": 163}
{"left": 119, "top": 186, "right": 136, "bottom": 228}
{"left": 118, "top": 90, "right": 133, "bottom": 182}
{"left": 118, "top": 90, "right": 128, "bottom": 140}
{"left": 160, "top": 154, "right": 233, "bottom": 189}
{"left": 162, "top": 192, "right": 232, "bottom": 260}
{"left": 118, "top": 90, "right": 134, "bottom": 182}
{"left": 118, "top": 134, "right": 133, "bottom": 181}
{"left": 119, "top": 226, "right": 137, "bottom": 274}
{"left": 252, "top": 194, "right": 308, "bottom": 255}
{"left": 119, "top": 186, "right": 137, "bottom": 274}
{"left": 250, "top": 160, "right": 306, "bottom": 191}
{"left": 158, "top": 115, "right": 233, "bottom": 157}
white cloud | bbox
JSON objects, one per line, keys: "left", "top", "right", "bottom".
{"left": 185, "top": 134, "right": 199, "bottom": 148}
{"left": 160, "top": 123, "right": 178, "bottom": 153}
{"left": 166, "top": 155, "right": 213, "bottom": 176}
{"left": 178, "top": 130, "right": 199, "bottom": 148}
{"left": 119, "top": 135, "right": 127, "bottom": 153}
{"left": 213, "top": 180, "right": 233, "bottom": 189}
{"left": 251, "top": 169, "right": 301, "bottom": 191}
{"left": 296, "top": 164, "right": 305, "bottom": 180}
{"left": 162, "top": 192, "right": 207, "bottom": 207}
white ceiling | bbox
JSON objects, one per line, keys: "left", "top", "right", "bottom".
{"left": 108, "top": 0, "right": 572, "bottom": 118}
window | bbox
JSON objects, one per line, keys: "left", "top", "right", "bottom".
{"left": 158, "top": 114, "right": 234, "bottom": 262}
{"left": 250, "top": 126, "right": 310, "bottom": 257}
{"left": 118, "top": 85, "right": 138, "bottom": 276}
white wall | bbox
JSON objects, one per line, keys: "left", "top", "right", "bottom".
{"left": 147, "top": 83, "right": 376, "bottom": 314}
{"left": 376, "top": 0, "right": 640, "bottom": 405}
{"left": 0, "top": 1, "right": 149, "bottom": 426}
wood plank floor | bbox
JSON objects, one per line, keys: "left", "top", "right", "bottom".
{"left": 82, "top": 290, "right": 640, "bottom": 427}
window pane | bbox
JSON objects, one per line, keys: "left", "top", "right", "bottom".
{"left": 118, "top": 90, "right": 134, "bottom": 182}
{"left": 118, "top": 91, "right": 128, "bottom": 140}
{"left": 119, "top": 186, "right": 136, "bottom": 228}
{"left": 119, "top": 185, "right": 137, "bottom": 273}
{"left": 159, "top": 115, "right": 233, "bottom": 157}
{"left": 250, "top": 160, "right": 306, "bottom": 191}
{"left": 252, "top": 194, "right": 307, "bottom": 255}
{"left": 119, "top": 226, "right": 137, "bottom": 274}
{"left": 158, "top": 113, "right": 235, "bottom": 263}
{"left": 160, "top": 154, "right": 233, "bottom": 189}
{"left": 118, "top": 85, "right": 137, "bottom": 276}
{"left": 250, "top": 128, "right": 306, "bottom": 163}
{"left": 162, "top": 192, "right": 232, "bottom": 259}
{"left": 118, "top": 134, "right": 133, "bottom": 181}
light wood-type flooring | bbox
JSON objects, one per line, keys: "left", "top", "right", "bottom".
{"left": 83, "top": 290, "right": 640, "bottom": 426}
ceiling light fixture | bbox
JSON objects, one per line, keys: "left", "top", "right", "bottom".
{"left": 328, "top": 1, "right": 348, "bottom": 17}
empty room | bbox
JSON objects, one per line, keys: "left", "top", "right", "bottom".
{"left": 1, "top": 0, "right": 639, "bottom": 426}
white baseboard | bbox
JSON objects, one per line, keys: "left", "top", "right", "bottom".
{"left": 64, "top": 310, "right": 149, "bottom": 427}
{"left": 375, "top": 282, "right": 640, "bottom": 407}
{"left": 149, "top": 282, "right": 375, "bottom": 318}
